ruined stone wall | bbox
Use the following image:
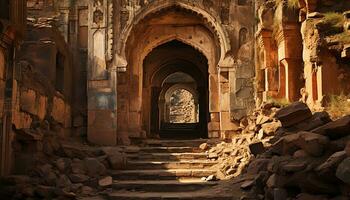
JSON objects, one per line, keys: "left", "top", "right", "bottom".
{"left": 26, "top": 0, "right": 89, "bottom": 137}
{"left": 2, "top": 0, "right": 78, "bottom": 175}
{"left": 255, "top": 0, "right": 350, "bottom": 111}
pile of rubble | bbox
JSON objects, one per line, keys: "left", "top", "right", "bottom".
{"left": 201, "top": 102, "right": 283, "bottom": 180}
{"left": 0, "top": 139, "right": 127, "bottom": 200}
{"left": 206, "top": 101, "right": 350, "bottom": 199}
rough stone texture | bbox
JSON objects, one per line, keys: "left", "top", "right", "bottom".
{"left": 98, "top": 176, "right": 112, "bottom": 187}
{"left": 312, "top": 116, "right": 350, "bottom": 140}
{"left": 249, "top": 142, "right": 265, "bottom": 156}
{"left": 275, "top": 102, "right": 312, "bottom": 127}
{"left": 316, "top": 151, "right": 347, "bottom": 174}
{"left": 281, "top": 131, "right": 329, "bottom": 156}
{"left": 336, "top": 157, "right": 350, "bottom": 184}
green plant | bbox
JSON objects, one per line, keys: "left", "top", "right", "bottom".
{"left": 325, "top": 93, "right": 350, "bottom": 120}
{"left": 274, "top": 0, "right": 300, "bottom": 9}
{"left": 286, "top": 0, "right": 299, "bottom": 9}
{"left": 323, "top": 12, "right": 345, "bottom": 29}
{"left": 266, "top": 96, "right": 290, "bottom": 107}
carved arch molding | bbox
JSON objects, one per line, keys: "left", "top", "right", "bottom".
{"left": 113, "top": 1, "right": 235, "bottom": 70}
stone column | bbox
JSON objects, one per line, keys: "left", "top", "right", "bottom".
{"left": 276, "top": 24, "right": 303, "bottom": 102}
{"left": 208, "top": 73, "right": 220, "bottom": 138}
{"left": 87, "top": 0, "right": 117, "bottom": 145}
{"left": 219, "top": 67, "right": 239, "bottom": 139}
{"left": 257, "top": 28, "right": 279, "bottom": 102}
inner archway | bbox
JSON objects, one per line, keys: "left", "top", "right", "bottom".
{"left": 143, "top": 40, "right": 209, "bottom": 139}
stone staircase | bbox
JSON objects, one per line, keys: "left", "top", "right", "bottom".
{"left": 106, "top": 139, "right": 233, "bottom": 200}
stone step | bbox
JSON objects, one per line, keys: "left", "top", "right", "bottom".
{"left": 110, "top": 169, "right": 216, "bottom": 180}
{"left": 112, "top": 179, "right": 218, "bottom": 192}
{"left": 138, "top": 146, "right": 202, "bottom": 153}
{"left": 127, "top": 160, "right": 217, "bottom": 170}
{"left": 127, "top": 152, "right": 209, "bottom": 161}
{"left": 144, "top": 139, "right": 210, "bottom": 147}
{"left": 106, "top": 191, "right": 233, "bottom": 200}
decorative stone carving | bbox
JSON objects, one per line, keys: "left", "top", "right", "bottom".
{"left": 107, "top": 0, "right": 114, "bottom": 61}
{"left": 93, "top": 9, "right": 104, "bottom": 25}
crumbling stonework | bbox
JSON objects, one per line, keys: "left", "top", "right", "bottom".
{"left": 255, "top": 0, "right": 350, "bottom": 112}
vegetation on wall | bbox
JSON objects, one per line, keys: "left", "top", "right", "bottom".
{"left": 325, "top": 93, "right": 350, "bottom": 119}
{"left": 317, "top": 12, "right": 345, "bottom": 35}
{"left": 274, "top": 0, "right": 299, "bottom": 9}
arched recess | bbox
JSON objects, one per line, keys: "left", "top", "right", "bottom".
{"left": 143, "top": 53, "right": 209, "bottom": 138}
{"left": 161, "top": 83, "right": 199, "bottom": 129}
{"left": 115, "top": 1, "right": 232, "bottom": 68}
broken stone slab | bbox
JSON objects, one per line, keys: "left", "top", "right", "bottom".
{"left": 282, "top": 131, "right": 329, "bottom": 156}
{"left": 275, "top": 102, "right": 312, "bottom": 127}
{"left": 240, "top": 180, "right": 255, "bottom": 190}
{"left": 307, "top": 12, "right": 324, "bottom": 18}
{"left": 312, "top": 115, "right": 350, "bottom": 140}
{"left": 261, "top": 121, "right": 282, "bottom": 135}
{"left": 291, "top": 111, "right": 331, "bottom": 132}
{"left": 336, "top": 157, "right": 350, "bottom": 184}
{"left": 199, "top": 143, "right": 209, "bottom": 151}
{"left": 205, "top": 174, "right": 217, "bottom": 181}
{"left": 208, "top": 152, "right": 218, "bottom": 159}
{"left": 249, "top": 142, "right": 265, "bottom": 156}
{"left": 256, "top": 115, "right": 270, "bottom": 125}
{"left": 98, "top": 176, "right": 112, "bottom": 187}
{"left": 316, "top": 151, "right": 347, "bottom": 174}
{"left": 282, "top": 160, "right": 308, "bottom": 173}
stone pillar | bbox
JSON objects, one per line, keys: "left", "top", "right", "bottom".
{"left": 219, "top": 67, "right": 239, "bottom": 139}
{"left": 87, "top": 0, "right": 117, "bottom": 145}
{"left": 256, "top": 28, "right": 279, "bottom": 101}
{"left": 276, "top": 24, "right": 303, "bottom": 102}
{"left": 208, "top": 73, "right": 220, "bottom": 138}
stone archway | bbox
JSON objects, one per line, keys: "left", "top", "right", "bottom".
{"left": 142, "top": 40, "right": 209, "bottom": 139}
{"left": 115, "top": 3, "right": 237, "bottom": 141}
{"left": 156, "top": 72, "right": 203, "bottom": 139}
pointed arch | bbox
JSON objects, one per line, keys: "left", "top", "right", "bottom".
{"left": 115, "top": 1, "right": 232, "bottom": 68}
